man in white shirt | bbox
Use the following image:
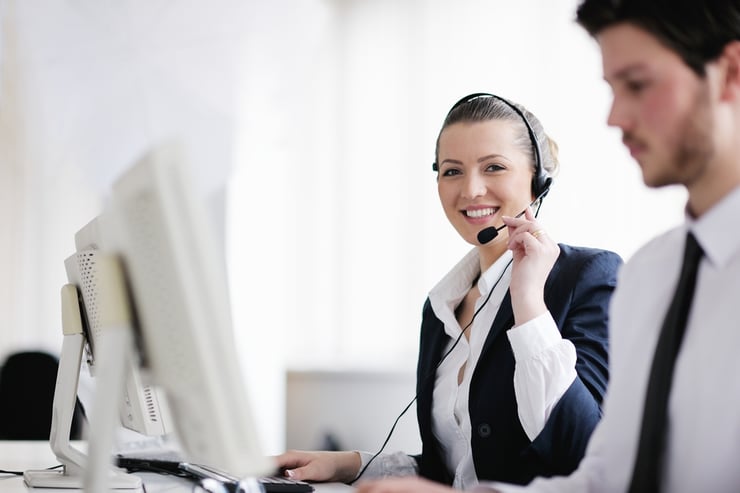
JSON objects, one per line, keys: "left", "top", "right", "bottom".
{"left": 354, "top": 1, "right": 740, "bottom": 492}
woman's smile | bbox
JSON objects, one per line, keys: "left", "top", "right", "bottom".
{"left": 462, "top": 206, "right": 499, "bottom": 224}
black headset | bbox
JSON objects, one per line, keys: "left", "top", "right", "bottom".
{"left": 432, "top": 92, "right": 553, "bottom": 200}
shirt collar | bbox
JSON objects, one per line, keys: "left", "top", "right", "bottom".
{"left": 429, "top": 248, "right": 479, "bottom": 322}
{"left": 478, "top": 249, "right": 513, "bottom": 295}
{"left": 428, "top": 248, "right": 513, "bottom": 326}
{"left": 687, "top": 185, "right": 740, "bottom": 268}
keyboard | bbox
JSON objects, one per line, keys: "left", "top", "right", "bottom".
{"left": 180, "top": 462, "right": 314, "bottom": 493}
{"left": 116, "top": 455, "right": 314, "bottom": 493}
{"left": 257, "top": 475, "right": 315, "bottom": 493}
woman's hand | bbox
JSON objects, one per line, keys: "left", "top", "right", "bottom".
{"left": 356, "top": 476, "right": 464, "bottom": 493}
{"left": 502, "top": 207, "right": 560, "bottom": 326}
{"left": 273, "top": 450, "right": 361, "bottom": 483}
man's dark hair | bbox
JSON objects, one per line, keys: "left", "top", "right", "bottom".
{"left": 576, "top": 0, "right": 740, "bottom": 76}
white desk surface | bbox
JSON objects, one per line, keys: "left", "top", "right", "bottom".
{"left": 0, "top": 441, "right": 355, "bottom": 493}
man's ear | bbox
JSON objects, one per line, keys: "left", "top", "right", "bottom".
{"left": 718, "top": 41, "right": 740, "bottom": 101}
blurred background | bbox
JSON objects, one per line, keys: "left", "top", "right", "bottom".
{"left": 0, "top": 0, "right": 685, "bottom": 456}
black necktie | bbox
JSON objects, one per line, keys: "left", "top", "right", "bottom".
{"left": 627, "top": 232, "right": 704, "bottom": 493}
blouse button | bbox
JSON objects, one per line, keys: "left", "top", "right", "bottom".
{"left": 477, "top": 423, "right": 491, "bottom": 438}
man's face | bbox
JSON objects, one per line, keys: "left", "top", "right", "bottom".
{"left": 599, "top": 22, "right": 715, "bottom": 189}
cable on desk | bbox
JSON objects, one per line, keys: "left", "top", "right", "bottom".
{"left": 0, "top": 463, "right": 63, "bottom": 476}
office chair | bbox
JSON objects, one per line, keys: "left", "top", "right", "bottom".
{"left": 0, "top": 350, "right": 85, "bottom": 440}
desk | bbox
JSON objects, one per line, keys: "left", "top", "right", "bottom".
{"left": 0, "top": 442, "right": 355, "bottom": 493}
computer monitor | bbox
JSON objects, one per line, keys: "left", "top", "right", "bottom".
{"left": 26, "top": 143, "right": 272, "bottom": 490}
{"left": 67, "top": 215, "right": 171, "bottom": 438}
{"left": 100, "top": 142, "right": 272, "bottom": 480}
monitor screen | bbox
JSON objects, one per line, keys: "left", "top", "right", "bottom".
{"left": 102, "top": 142, "right": 272, "bottom": 478}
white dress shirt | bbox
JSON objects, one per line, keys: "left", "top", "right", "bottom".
{"left": 359, "top": 248, "right": 577, "bottom": 488}
{"left": 486, "top": 186, "right": 740, "bottom": 493}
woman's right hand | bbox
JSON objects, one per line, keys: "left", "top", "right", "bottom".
{"left": 273, "top": 450, "right": 362, "bottom": 484}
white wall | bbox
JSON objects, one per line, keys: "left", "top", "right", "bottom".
{"left": 0, "top": 0, "right": 243, "bottom": 359}
{"left": 1, "top": 0, "right": 687, "bottom": 455}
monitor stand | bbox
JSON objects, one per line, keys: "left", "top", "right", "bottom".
{"left": 23, "top": 282, "right": 141, "bottom": 490}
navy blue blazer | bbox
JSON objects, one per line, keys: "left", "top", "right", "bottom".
{"left": 414, "top": 245, "right": 621, "bottom": 485}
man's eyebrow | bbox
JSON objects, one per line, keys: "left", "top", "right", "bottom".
{"left": 604, "top": 64, "right": 648, "bottom": 84}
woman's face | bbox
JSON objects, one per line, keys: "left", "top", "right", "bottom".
{"left": 437, "top": 119, "right": 534, "bottom": 246}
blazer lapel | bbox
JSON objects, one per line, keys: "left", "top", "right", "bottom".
{"left": 480, "top": 290, "right": 515, "bottom": 356}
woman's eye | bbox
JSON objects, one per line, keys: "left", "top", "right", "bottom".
{"left": 441, "top": 168, "right": 462, "bottom": 177}
{"left": 485, "top": 163, "right": 505, "bottom": 172}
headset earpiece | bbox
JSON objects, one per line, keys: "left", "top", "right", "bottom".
{"left": 533, "top": 174, "right": 553, "bottom": 200}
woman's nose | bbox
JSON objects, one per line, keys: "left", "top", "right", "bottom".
{"left": 462, "top": 173, "right": 486, "bottom": 199}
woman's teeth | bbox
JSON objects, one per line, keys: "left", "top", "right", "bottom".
{"left": 466, "top": 208, "right": 496, "bottom": 218}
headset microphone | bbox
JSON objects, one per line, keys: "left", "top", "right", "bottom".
{"left": 477, "top": 223, "right": 506, "bottom": 245}
{"left": 476, "top": 181, "right": 551, "bottom": 245}
{"left": 476, "top": 201, "right": 537, "bottom": 245}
